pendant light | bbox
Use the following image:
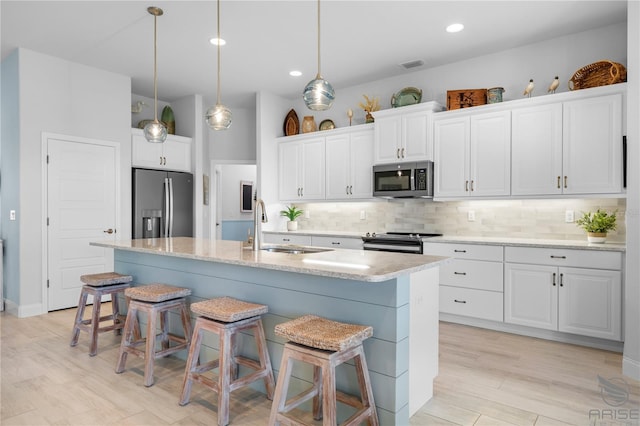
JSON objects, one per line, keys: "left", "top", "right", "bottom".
{"left": 205, "top": 0, "right": 232, "bottom": 130}
{"left": 303, "top": 0, "right": 335, "bottom": 111}
{"left": 144, "top": 6, "right": 168, "bottom": 143}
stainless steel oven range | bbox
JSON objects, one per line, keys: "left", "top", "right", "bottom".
{"left": 361, "top": 232, "right": 442, "bottom": 254}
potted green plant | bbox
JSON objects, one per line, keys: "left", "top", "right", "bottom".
{"left": 280, "top": 205, "right": 304, "bottom": 231}
{"left": 575, "top": 209, "right": 617, "bottom": 243}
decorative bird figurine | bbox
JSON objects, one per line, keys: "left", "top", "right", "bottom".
{"left": 548, "top": 76, "right": 560, "bottom": 94}
{"left": 131, "top": 101, "right": 147, "bottom": 113}
{"left": 523, "top": 79, "right": 534, "bottom": 98}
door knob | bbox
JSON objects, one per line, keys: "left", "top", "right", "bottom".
{"left": 103, "top": 228, "right": 115, "bottom": 234}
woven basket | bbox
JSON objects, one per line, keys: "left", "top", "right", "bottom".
{"left": 569, "top": 60, "right": 627, "bottom": 90}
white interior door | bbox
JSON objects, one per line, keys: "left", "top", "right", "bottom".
{"left": 47, "top": 137, "right": 118, "bottom": 311}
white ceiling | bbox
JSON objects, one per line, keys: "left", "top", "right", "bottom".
{"left": 1, "top": 1, "right": 627, "bottom": 109}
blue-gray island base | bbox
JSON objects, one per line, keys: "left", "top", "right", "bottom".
{"left": 91, "top": 238, "right": 448, "bottom": 424}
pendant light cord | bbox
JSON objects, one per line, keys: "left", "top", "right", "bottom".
{"left": 316, "top": 0, "right": 321, "bottom": 78}
{"left": 153, "top": 13, "right": 159, "bottom": 121}
{"left": 216, "top": 0, "right": 221, "bottom": 106}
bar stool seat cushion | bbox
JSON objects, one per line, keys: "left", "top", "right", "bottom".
{"left": 275, "top": 314, "right": 373, "bottom": 352}
{"left": 191, "top": 297, "right": 268, "bottom": 322}
{"left": 80, "top": 272, "right": 133, "bottom": 287}
{"left": 125, "top": 283, "right": 191, "bottom": 302}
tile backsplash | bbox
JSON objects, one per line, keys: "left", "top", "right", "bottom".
{"left": 293, "top": 198, "right": 626, "bottom": 242}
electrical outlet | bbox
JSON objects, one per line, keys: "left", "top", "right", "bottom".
{"left": 467, "top": 210, "right": 476, "bottom": 222}
{"left": 10, "top": 210, "right": 16, "bottom": 221}
{"left": 360, "top": 210, "right": 367, "bottom": 220}
{"left": 304, "top": 210, "right": 310, "bottom": 219}
{"left": 565, "top": 210, "right": 574, "bottom": 223}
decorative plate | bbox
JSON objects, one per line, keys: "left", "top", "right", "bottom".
{"left": 283, "top": 109, "right": 299, "bottom": 136}
{"left": 391, "top": 87, "right": 422, "bottom": 108}
{"left": 319, "top": 119, "right": 336, "bottom": 131}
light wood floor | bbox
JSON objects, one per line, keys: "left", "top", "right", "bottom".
{"left": 1, "top": 306, "right": 638, "bottom": 425}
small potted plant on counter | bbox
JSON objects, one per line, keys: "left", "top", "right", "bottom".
{"left": 575, "top": 209, "right": 617, "bottom": 243}
{"left": 280, "top": 205, "right": 303, "bottom": 231}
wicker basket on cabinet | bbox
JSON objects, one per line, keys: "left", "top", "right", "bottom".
{"left": 568, "top": 60, "right": 627, "bottom": 90}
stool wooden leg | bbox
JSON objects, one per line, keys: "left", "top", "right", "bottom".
{"left": 159, "top": 308, "right": 170, "bottom": 351}
{"left": 180, "top": 299, "right": 192, "bottom": 347}
{"left": 312, "top": 365, "right": 323, "bottom": 421}
{"left": 112, "top": 292, "right": 122, "bottom": 335}
{"left": 354, "top": 346, "right": 379, "bottom": 426}
{"left": 179, "top": 320, "right": 204, "bottom": 406}
{"left": 115, "top": 304, "right": 138, "bottom": 374}
{"left": 218, "top": 328, "right": 232, "bottom": 426}
{"left": 322, "top": 358, "right": 337, "bottom": 426}
{"left": 70, "top": 289, "right": 89, "bottom": 347}
{"left": 268, "top": 347, "right": 294, "bottom": 426}
{"left": 254, "top": 319, "right": 275, "bottom": 399}
{"left": 88, "top": 291, "right": 103, "bottom": 356}
{"left": 144, "top": 306, "right": 157, "bottom": 387}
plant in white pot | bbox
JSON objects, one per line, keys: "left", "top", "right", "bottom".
{"left": 575, "top": 209, "right": 617, "bottom": 243}
{"left": 280, "top": 205, "right": 303, "bottom": 231}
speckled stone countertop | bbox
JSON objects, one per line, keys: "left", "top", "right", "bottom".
{"left": 424, "top": 236, "right": 626, "bottom": 252}
{"left": 91, "top": 237, "right": 448, "bottom": 283}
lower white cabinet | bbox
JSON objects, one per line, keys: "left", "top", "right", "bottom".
{"left": 504, "top": 247, "right": 622, "bottom": 341}
{"left": 263, "top": 233, "right": 312, "bottom": 246}
{"left": 311, "top": 236, "right": 363, "bottom": 250}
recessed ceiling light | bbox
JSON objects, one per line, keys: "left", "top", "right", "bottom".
{"left": 446, "top": 23, "right": 464, "bottom": 33}
{"left": 209, "top": 37, "right": 226, "bottom": 46}
{"left": 289, "top": 70, "right": 302, "bottom": 77}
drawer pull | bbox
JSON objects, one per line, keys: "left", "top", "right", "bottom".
{"left": 331, "top": 242, "right": 340, "bottom": 245}
{"left": 283, "top": 238, "right": 290, "bottom": 242}
{"left": 552, "top": 272, "right": 556, "bottom": 286}
{"left": 454, "top": 249, "right": 467, "bottom": 253}
{"left": 454, "top": 272, "right": 467, "bottom": 275}
{"left": 454, "top": 299, "right": 467, "bottom": 304}
{"left": 550, "top": 255, "right": 567, "bottom": 259}
{"left": 559, "top": 273, "right": 564, "bottom": 287}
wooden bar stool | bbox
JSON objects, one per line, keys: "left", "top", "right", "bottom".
{"left": 179, "top": 297, "right": 276, "bottom": 426}
{"left": 115, "top": 283, "right": 192, "bottom": 387}
{"left": 70, "top": 272, "right": 133, "bottom": 356}
{"left": 269, "top": 315, "right": 378, "bottom": 426}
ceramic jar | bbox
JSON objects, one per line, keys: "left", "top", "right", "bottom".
{"left": 301, "top": 116, "right": 316, "bottom": 133}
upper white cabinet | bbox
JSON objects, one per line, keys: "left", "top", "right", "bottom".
{"left": 512, "top": 92, "right": 623, "bottom": 196}
{"left": 278, "top": 136, "right": 325, "bottom": 201}
{"left": 132, "top": 129, "right": 192, "bottom": 172}
{"left": 434, "top": 110, "right": 511, "bottom": 198}
{"left": 372, "top": 102, "right": 443, "bottom": 164}
{"left": 325, "top": 129, "right": 374, "bottom": 199}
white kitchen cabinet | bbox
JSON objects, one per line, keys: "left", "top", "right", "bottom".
{"left": 504, "top": 246, "right": 622, "bottom": 341}
{"left": 434, "top": 111, "right": 511, "bottom": 198}
{"left": 278, "top": 137, "right": 325, "bottom": 201}
{"left": 325, "top": 129, "right": 373, "bottom": 199}
{"left": 131, "top": 129, "right": 192, "bottom": 172}
{"left": 511, "top": 93, "right": 623, "bottom": 196}
{"left": 263, "top": 233, "right": 312, "bottom": 246}
{"left": 423, "top": 242, "right": 504, "bottom": 322}
{"left": 311, "top": 235, "right": 363, "bottom": 250}
{"left": 372, "top": 102, "right": 442, "bottom": 164}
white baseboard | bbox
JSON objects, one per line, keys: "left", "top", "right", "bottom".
{"left": 3, "top": 299, "right": 45, "bottom": 318}
{"left": 623, "top": 356, "right": 640, "bottom": 381}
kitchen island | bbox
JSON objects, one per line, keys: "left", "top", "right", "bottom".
{"left": 91, "top": 237, "right": 448, "bottom": 424}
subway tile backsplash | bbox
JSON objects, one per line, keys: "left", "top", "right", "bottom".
{"left": 293, "top": 198, "right": 626, "bottom": 242}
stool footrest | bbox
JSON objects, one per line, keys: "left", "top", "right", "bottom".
{"left": 279, "top": 386, "right": 318, "bottom": 416}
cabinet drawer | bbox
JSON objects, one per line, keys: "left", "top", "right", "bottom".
{"left": 440, "top": 259, "right": 503, "bottom": 291}
{"left": 263, "top": 234, "right": 312, "bottom": 246}
{"left": 505, "top": 246, "right": 622, "bottom": 270}
{"left": 423, "top": 242, "right": 503, "bottom": 261}
{"left": 440, "top": 286, "right": 503, "bottom": 322}
{"left": 311, "top": 236, "right": 363, "bottom": 250}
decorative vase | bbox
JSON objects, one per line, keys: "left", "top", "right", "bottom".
{"left": 287, "top": 221, "right": 298, "bottom": 231}
{"left": 487, "top": 87, "right": 505, "bottom": 104}
{"left": 301, "top": 116, "right": 316, "bottom": 133}
{"left": 161, "top": 106, "right": 176, "bottom": 135}
{"left": 587, "top": 232, "right": 607, "bottom": 243}
{"left": 365, "top": 112, "right": 374, "bottom": 123}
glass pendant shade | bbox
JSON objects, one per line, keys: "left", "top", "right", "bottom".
{"left": 205, "top": 103, "right": 232, "bottom": 130}
{"left": 144, "top": 119, "right": 168, "bottom": 143}
{"left": 303, "top": 74, "right": 335, "bottom": 111}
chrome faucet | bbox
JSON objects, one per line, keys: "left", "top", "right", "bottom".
{"left": 252, "top": 198, "right": 268, "bottom": 250}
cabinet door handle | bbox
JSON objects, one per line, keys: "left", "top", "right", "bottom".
{"left": 349, "top": 185, "right": 353, "bottom": 195}
{"left": 396, "top": 148, "right": 400, "bottom": 159}
{"left": 346, "top": 186, "right": 349, "bottom": 195}
{"left": 331, "top": 242, "right": 341, "bottom": 245}
{"left": 454, "top": 272, "right": 467, "bottom": 275}
{"left": 559, "top": 273, "right": 564, "bottom": 287}
{"left": 552, "top": 272, "right": 556, "bottom": 286}
{"left": 454, "top": 249, "right": 467, "bottom": 253}
{"left": 283, "top": 238, "right": 290, "bottom": 242}
{"left": 401, "top": 148, "right": 405, "bottom": 158}
{"left": 300, "top": 187, "right": 303, "bottom": 197}
{"left": 557, "top": 176, "right": 561, "bottom": 189}
{"left": 297, "top": 188, "right": 301, "bottom": 196}
{"left": 470, "top": 180, "right": 474, "bottom": 191}
{"left": 550, "top": 255, "right": 566, "bottom": 259}
{"left": 454, "top": 299, "right": 467, "bottom": 304}
{"left": 160, "top": 156, "right": 163, "bottom": 166}
{"left": 564, "top": 176, "right": 568, "bottom": 189}
{"left": 465, "top": 181, "right": 469, "bottom": 192}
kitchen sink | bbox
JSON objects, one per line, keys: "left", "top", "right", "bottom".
{"left": 261, "top": 246, "right": 333, "bottom": 255}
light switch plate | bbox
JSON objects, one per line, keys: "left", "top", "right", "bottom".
{"left": 467, "top": 210, "right": 476, "bottom": 222}
{"left": 565, "top": 210, "right": 574, "bottom": 223}
{"left": 10, "top": 210, "right": 16, "bottom": 221}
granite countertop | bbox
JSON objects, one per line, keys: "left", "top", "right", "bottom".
{"left": 91, "top": 237, "right": 448, "bottom": 283}
{"left": 424, "top": 236, "right": 626, "bottom": 252}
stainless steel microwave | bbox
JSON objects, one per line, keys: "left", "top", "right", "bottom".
{"left": 373, "top": 161, "right": 434, "bottom": 198}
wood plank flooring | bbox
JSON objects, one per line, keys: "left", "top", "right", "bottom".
{"left": 1, "top": 306, "right": 638, "bottom": 425}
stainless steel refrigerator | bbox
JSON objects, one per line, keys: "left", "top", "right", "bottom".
{"left": 132, "top": 168, "right": 193, "bottom": 239}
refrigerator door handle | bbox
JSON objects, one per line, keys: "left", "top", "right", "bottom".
{"left": 169, "top": 177, "right": 174, "bottom": 237}
{"left": 164, "top": 178, "right": 170, "bottom": 237}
